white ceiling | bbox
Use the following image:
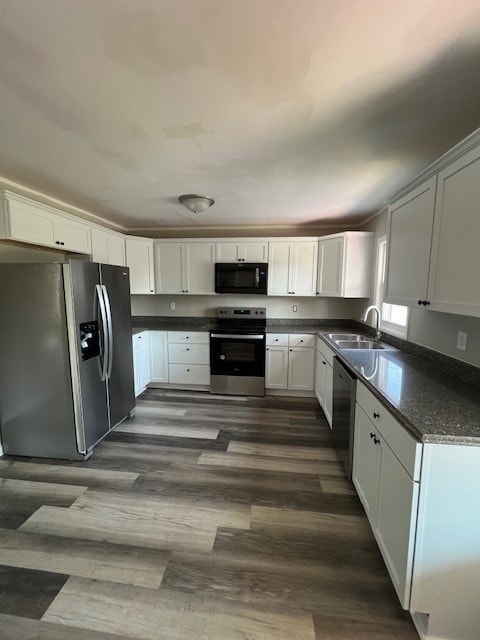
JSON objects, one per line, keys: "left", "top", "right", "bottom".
{"left": 1, "top": 0, "right": 480, "bottom": 233}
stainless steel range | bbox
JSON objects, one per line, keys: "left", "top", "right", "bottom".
{"left": 210, "top": 306, "right": 266, "bottom": 396}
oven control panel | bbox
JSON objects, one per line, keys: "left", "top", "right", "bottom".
{"left": 217, "top": 307, "right": 266, "bottom": 319}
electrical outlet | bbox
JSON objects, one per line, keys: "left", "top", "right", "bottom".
{"left": 457, "top": 331, "right": 468, "bottom": 351}
{"left": 169, "top": 302, "right": 176, "bottom": 310}
{"left": 292, "top": 305, "right": 297, "bottom": 312}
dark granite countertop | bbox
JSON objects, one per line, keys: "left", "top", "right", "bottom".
{"left": 318, "top": 333, "right": 480, "bottom": 446}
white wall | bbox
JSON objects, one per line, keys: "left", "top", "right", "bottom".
{"left": 361, "top": 211, "right": 480, "bottom": 367}
{"left": 131, "top": 294, "right": 365, "bottom": 320}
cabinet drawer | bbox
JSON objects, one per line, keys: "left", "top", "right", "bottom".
{"left": 315, "top": 336, "right": 335, "bottom": 366}
{"left": 266, "top": 333, "right": 289, "bottom": 346}
{"left": 167, "top": 331, "right": 210, "bottom": 344}
{"left": 168, "top": 364, "right": 210, "bottom": 385}
{"left": 356, "top": 382, "right": 422, "bottom": 480}
{"left": 289, "top": 333, "right": 315, "bottom": 348}
{"left": 168, "top": 343, "right": 209, "bottom": 364}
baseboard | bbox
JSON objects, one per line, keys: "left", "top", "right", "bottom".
{"left": 265, "top": 389, "right": 315, "bottom": 397}
{"left": 147, "top": 383, "right": 211, "bottom": 392}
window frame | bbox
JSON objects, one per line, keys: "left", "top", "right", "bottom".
{"left": 373, "top": 235, "right": 409, "bottom": 339}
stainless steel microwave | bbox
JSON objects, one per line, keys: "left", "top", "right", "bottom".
{"left": 215, "top": 263, "right": 268, "bottom": 294}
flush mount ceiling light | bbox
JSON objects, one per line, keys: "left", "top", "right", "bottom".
{"left": 178, "top": 194, "right": 215, "bottom": 214}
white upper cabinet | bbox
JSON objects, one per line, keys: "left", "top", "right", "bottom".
{"left": 125, "top": 237, "right": 155, "bottom": 294}
{"left": 155, "top": 241, "right": 215, "bottom": 295}
{"left": 54, "top": 217, "right": 91, "bottom": 254}
{"left": 317, "top": 232, "right": 374, "bottom": 298}
{"left": 0, "top": 192, "right": 91, "bottom": 254}
{"left": 385, "top": 177, "right": 436, "bottom": 307}
{"left": 427, "top": 146, "right": 480, "bottom": 317}
{"left": 268, "top": 240, "right": 318, "bottom": 296}
{"left": 91, "top": 228, "right": 126, "bottom": 266}
{"left": 385, "top": 142, "right": 480, "bottom": 317}
{"left": 216, "top": 241, "right": 268, "bottom": 262}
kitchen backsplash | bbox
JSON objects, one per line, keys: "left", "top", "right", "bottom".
{"left": 130, "top": 294, "right": 365, "bottom": 320}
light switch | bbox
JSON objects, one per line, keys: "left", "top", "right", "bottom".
{"left": 169, "top": 302, "right": 176, "bottom": 310}
{"left": 292, "top": 305, "right": 297, "bottom": 312}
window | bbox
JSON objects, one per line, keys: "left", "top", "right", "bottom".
{"left": 374, "top": 236, "right": 408, "bottom": 338}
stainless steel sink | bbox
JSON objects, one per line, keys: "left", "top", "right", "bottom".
{"left": 327, "top": 333, "right": 370, "bottom": 341}
{"left": 335, "top": 340, "right": 385, "bottom": 350}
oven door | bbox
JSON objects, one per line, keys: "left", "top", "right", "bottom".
{"left": 210, "top": 333, "right": 265, "bottom": 377}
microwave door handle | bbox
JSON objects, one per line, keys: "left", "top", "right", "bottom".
{"left": 255, "top": 268, "right": 260, "bottom": 287}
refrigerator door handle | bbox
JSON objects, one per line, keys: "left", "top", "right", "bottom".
{"left": 95, "top": 284, "right": 109, "bottom": 382}
{"left": 102, "top": 284, "right": 114, "bottom": 380}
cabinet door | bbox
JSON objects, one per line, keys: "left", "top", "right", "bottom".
{"left": 215, "top": 242, "right": 240, "bottom": 262}
{"left": 55, "top": 218, "right": 91, "bottom": 254}
{"left": 243, "top": 241, "right": 268, "bottom": 262}
{"left": 107, "top": 235, "right": 126, "bottom": 266}
{"left": 132, "top": 345, "right": 141, "bottom": 397}
{"left": 126, "top": 238, "right": 154, "bottom": 294}
{"left": 149, "top": 331, "right": 168, "bottom": 382}
{"left": 289, "top": 241, "right": 318, "bottom": 296}
{"left": 324, "top": 362, "right": 333, "bottom": 427}
{"left": 137, "top": 333, "right": 150, "bottom": 390}
{"left": 287, "top": 348, "right": 314, "bottom": 391}
{"left": 7, "top": 198, "right": 56, "bottom": 247}
{"left": 265, "top": 346, "right": 288, "bottom": 389}
{"left": 155, "top": 242, "right": 184, "bottom": 293}
{"left": 314, "top": 349, "right": 327, "bottom": 405}
{"left": 353, "top": 406, "right": 380, "bottom": 527}
{"left": 376, "top": 438, "right": 419, "bottom": 608}
{"left": 317, "top": 237, "right": 344, "bottom": 296}
{"left": 268, "top": 242, "right": 290, "bottom": 295}
{"left": 184, "top": 243, "right": 215, "bottom": 294}
{"left": 91, "top": 228, "right": 109, "bottom": 263}
{"left": 385, "top": 177, "right": 436, "bottom": 306}
{"left": 427, "top": 146, "right": 480, "bottom": 317}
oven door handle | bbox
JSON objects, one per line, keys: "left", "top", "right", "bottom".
{"left": 210, "top": 333, "right": 265, "bottom": 340}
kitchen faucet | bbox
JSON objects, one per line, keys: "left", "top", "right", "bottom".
{"left": 361, "top": 305, "right": 381, "bottom": 341}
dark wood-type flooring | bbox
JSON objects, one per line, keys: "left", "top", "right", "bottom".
{"left": 0, "top": 390, "right": 419, "bottom": 639}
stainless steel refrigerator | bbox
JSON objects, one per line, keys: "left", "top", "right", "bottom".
{"left": 0, "top": 260, "right": 135, "bottom": 459}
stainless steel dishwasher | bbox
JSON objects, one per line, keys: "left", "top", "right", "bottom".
{"left": 332, "top": 357, "right": 357, "bottom": 478}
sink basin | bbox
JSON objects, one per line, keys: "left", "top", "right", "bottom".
{"left": 335, "top": 340, "right": 385, "bottom": 350}
{"left": 327, "top": 333, "right": 370, "bottom": 341}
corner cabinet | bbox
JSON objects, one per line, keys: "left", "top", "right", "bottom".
{"left": 317, "top": 232, "right": 374, "bottom": 298}
{"left": 155, "top": 241, "right": 215, "bottom": 295}
{"left": 385, "top": 142, "right": 480, "bottom": 318}
{"left": 268, "top": 240, "right": 318, "bottom": 296}
{"left": 125, "top": 237, "right": 155, "bottom": 294}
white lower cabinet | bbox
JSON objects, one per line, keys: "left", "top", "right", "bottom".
{"left": 265, "top": 334, "right": 314, "bottom": 392}
{"left": 287, "top": 348, "right": 315, "bottom": 391}
{"left": 167, "top": 331, "right": 210, "bottom": 386}
{"left": 353, "top": 383, "right": 480, "bottom": 640}
{"left": 149, "top": 331, "right": 168, "bottom": 383}
{"left": 132, "top": 332, "right": 150, "bottom": 397}
{"left": 314, "top": 337, "right": 334, "bottom": 426}
{"left": 265, "top": 346, "right": 289, "bottom": 389}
